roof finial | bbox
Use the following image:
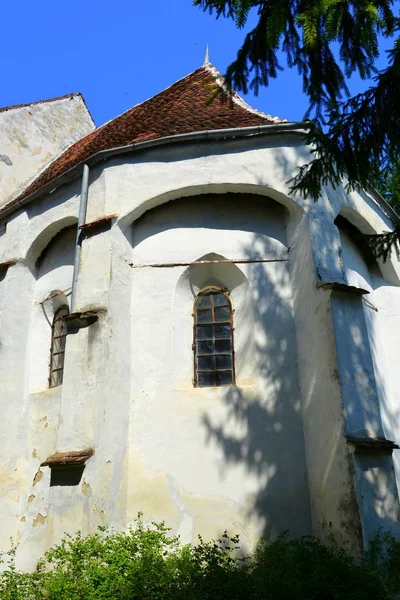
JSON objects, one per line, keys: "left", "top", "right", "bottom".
{"left": 203, "top": 44, "right": 210, "bottom": 65}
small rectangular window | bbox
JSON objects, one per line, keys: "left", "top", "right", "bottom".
{"left": 50, "top": 465, "right": 85, "bottom": 487}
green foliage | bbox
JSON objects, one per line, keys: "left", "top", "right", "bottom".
{"left": 371, "top": 159, "right": 400, "bottom": 216}
{"left": 2, "top": 516, "right": 400, "bottom": 599}
{"left": 194, "top": 0, "right": 400, "bottom": 257}
{"left": 194, "top": 0, "right": 396, "bottom": 122}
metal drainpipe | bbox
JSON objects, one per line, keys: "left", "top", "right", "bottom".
{"left": 70, "top": 164, "right": 89, "bottom": 312}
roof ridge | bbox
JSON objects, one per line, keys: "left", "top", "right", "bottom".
{"left": 3, "top": 62, "right": 289, "bottom": 215}
{"left": 29, "top": 66, "right": 214, "bottom": 163}
{"left": 90, "top": 65, "right": 209, "bottom": 136}
{"left": 0, "top": 92, "right": 86, "bottom": 114}
{"left": 203, "top": 63, "right": 285, "bottom": 124}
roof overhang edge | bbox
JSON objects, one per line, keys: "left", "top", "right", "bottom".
{"left": 0, "top": 122, "right": 310, "bottom": 223}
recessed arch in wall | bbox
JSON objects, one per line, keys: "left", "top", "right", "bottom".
{"left": 173, "top": 252, "right": 255, "bottom": 387}
{"left": 335, "top": 208, "right": 400, "bottom": 285}
{"left": 28, "top": 224, "right": 76, "bottom": 393}
{"left": 118, "top": 182, "right": 304, "bottom": 234}
{"left": 130, "top": 192, "right": 290, "bottom": 270}
{"left": 25, "top": 216, "right": 77, "bottom": 271}
{"left": 36, "top": 225, "right": 76, "bottom": 279}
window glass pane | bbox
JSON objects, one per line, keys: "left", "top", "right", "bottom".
{"left": 60, "top": 320, "right": 67, "bottom": 336}
{"left": 50, "top": 369, "right": 63, "bottom": 388}
{"left": 215, "top": 339, "right": 231, "bottom": 354}
{"left": 194, "top": 288, "right": 234, "bottom": 388}
{"left": 54, "top": 333, "right": 67, "bottom": 353}
{"left": 215, "top": 325, "right": 231, "bottom": 339}
{"left": 53, "top": 322, "right": 63, "bottom": 338}
{"left": 198, "top": 372, "right": 214, "bottom": 387}
{"left": 50, "top": 306, "right": 69, "bottom": 389}
{"left": 216, "top": 355, "right": 232, "bottom": 370}
{"left": 215, "top": 371, "right": 233, "bottom": 385}
{"left": 214, "top": 306, "right": 230, "bottom": 322}
{"left": 196, "top": 309, "right": 212, "bottom": 324}
{"left": 197, "top": 294, "right": 211, "bottom": 308}
{"left": 197, "top": 341, "right": 214, "bottom": 355}
{"left": 213, "top": 292, "right": 229, "bottom": 306}
{"left": 198, "top": 356, "right": 214, "bottom": 370}
{"left": 52, "top": 337, "right": 63, "bottom": 353}
{"left": 197, "top": 325, "right": 213, "bottom": 340}
{"left": 52, "top": 352, "right": 65, "bottom": 371}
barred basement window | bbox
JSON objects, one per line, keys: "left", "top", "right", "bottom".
{"left": 193, "top": 287, "right": 235, "bottom": 387}
{"left": 49, "top": 306, "right": 69, "bottom": 388}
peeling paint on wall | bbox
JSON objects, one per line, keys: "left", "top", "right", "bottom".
{"left": 32, "top": 470, "right": 43, "bottom": 486}
{"left": 32, "top": 513, "right": 47, "bottom": 527}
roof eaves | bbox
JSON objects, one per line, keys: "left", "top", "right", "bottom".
{"left": 0, "top": 122, "right": 310, "bottom": 223}
{"left": 364, "top": 182, "right": 399, "bottom": 225}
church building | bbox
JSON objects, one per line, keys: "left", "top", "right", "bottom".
{"left": 0, "top": 57, "right": 399, "bottom": 570}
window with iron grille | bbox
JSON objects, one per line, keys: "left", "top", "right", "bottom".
{"left": 49, "top": 306, "right": 69, "bottom": 388}
{"left": 193, "top": 287, "right": 235, "bottom": 387}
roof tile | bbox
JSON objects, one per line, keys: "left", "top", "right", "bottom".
{"left": 7, "top": 65, "right": 287, "bottom": 212}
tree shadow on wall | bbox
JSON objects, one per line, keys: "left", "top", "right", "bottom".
{"left": 331, "top": 288, "right": 400, "bottom": 543}
{"left": 200, "top": 231, "right": 312, "bottom": 543}
{"left": 200, "top": 228, "right": 400, "bottom": 547}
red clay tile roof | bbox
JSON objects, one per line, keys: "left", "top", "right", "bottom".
{"left": 6, "top": 64, "right": 287, "bottom": 213}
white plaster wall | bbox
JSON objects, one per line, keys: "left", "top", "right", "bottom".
{"left": 338, "top": 225, "right": 400, "bottom": 531}
{"left": 0, "top": 263, "right": 37, "bottom": 555}
{"left": 28, "top": 226, "right": 75, "bottom": 393}
{"left": 0, "top": 269, "right": 6, "bottom": 333}
{"left": 288, "top": 216, "right": 364, "bottom": 550}
{"left": 338, "top": 228, "right": 399, "bottom": 434}
{"left": 0, "top": 132, "right": 399, "bottom": 567}
{"left": 128, "top": 194, "right": 311, "bottom": 547}
{"left": 0, "top": 95, "right": 94, "bottom": 208}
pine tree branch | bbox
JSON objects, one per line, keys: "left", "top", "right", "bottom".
{"left": 290, "top": 40, "right": 400, "bottom": 200}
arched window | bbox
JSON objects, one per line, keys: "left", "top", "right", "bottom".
{"left": 193, "top": 287, "right": 235, "bottom": 387}
{"left": 49, "top": 306, "right": 69, "bottom": 388}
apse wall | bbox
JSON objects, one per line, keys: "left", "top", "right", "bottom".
{"left": 128, "top": 193, "right": 311, "bottom": 549}
{"left": 339, "top": 227, "right": 400, "bottom": 488}
{"left": 337, "top": 219, "right": 400, "bottom": 542}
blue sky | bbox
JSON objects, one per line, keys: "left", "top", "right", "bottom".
{"left": 1, "top": 0, "right": 393, "bottom": 127}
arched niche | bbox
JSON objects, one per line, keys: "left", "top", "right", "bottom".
{"left": 334, "top": 211, "right": 400, "bottom": 463}
{"left": 173, "top": 252, "right": 255, "bottom": 387}
{"left": 130, "top": 192, "right": 290, "bottom": 268}
{"left": 28, "top": 225, "right": 76, "bottom": 393}
{"left": 25, "top": 216, "right": 77, "bottom": 272}
{"left": 118, "top": 183, "right": 304, "bottom": 242}
{"left": 335, "top": 207, "right": 400, "bottom": 286}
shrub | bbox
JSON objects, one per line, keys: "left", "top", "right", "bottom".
{"left": 1, "top": 516, "right": 400, "bottom": 599}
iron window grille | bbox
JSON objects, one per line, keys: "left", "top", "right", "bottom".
{"left": 49, "top": 306, "right": 69, "bottom": 388}
{"left": 193, "top": 286, "right": 235, "bottom": 387}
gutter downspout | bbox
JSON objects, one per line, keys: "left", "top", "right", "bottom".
{"left": 70, "top": 164, "right": 89, "bottom": 312}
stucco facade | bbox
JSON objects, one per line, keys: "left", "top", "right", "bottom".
{"left": 0, "top": 63, "right": 400, "bottom": 570}
{"left": 0, "top": 93, "right": 95, "bottom": 209}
